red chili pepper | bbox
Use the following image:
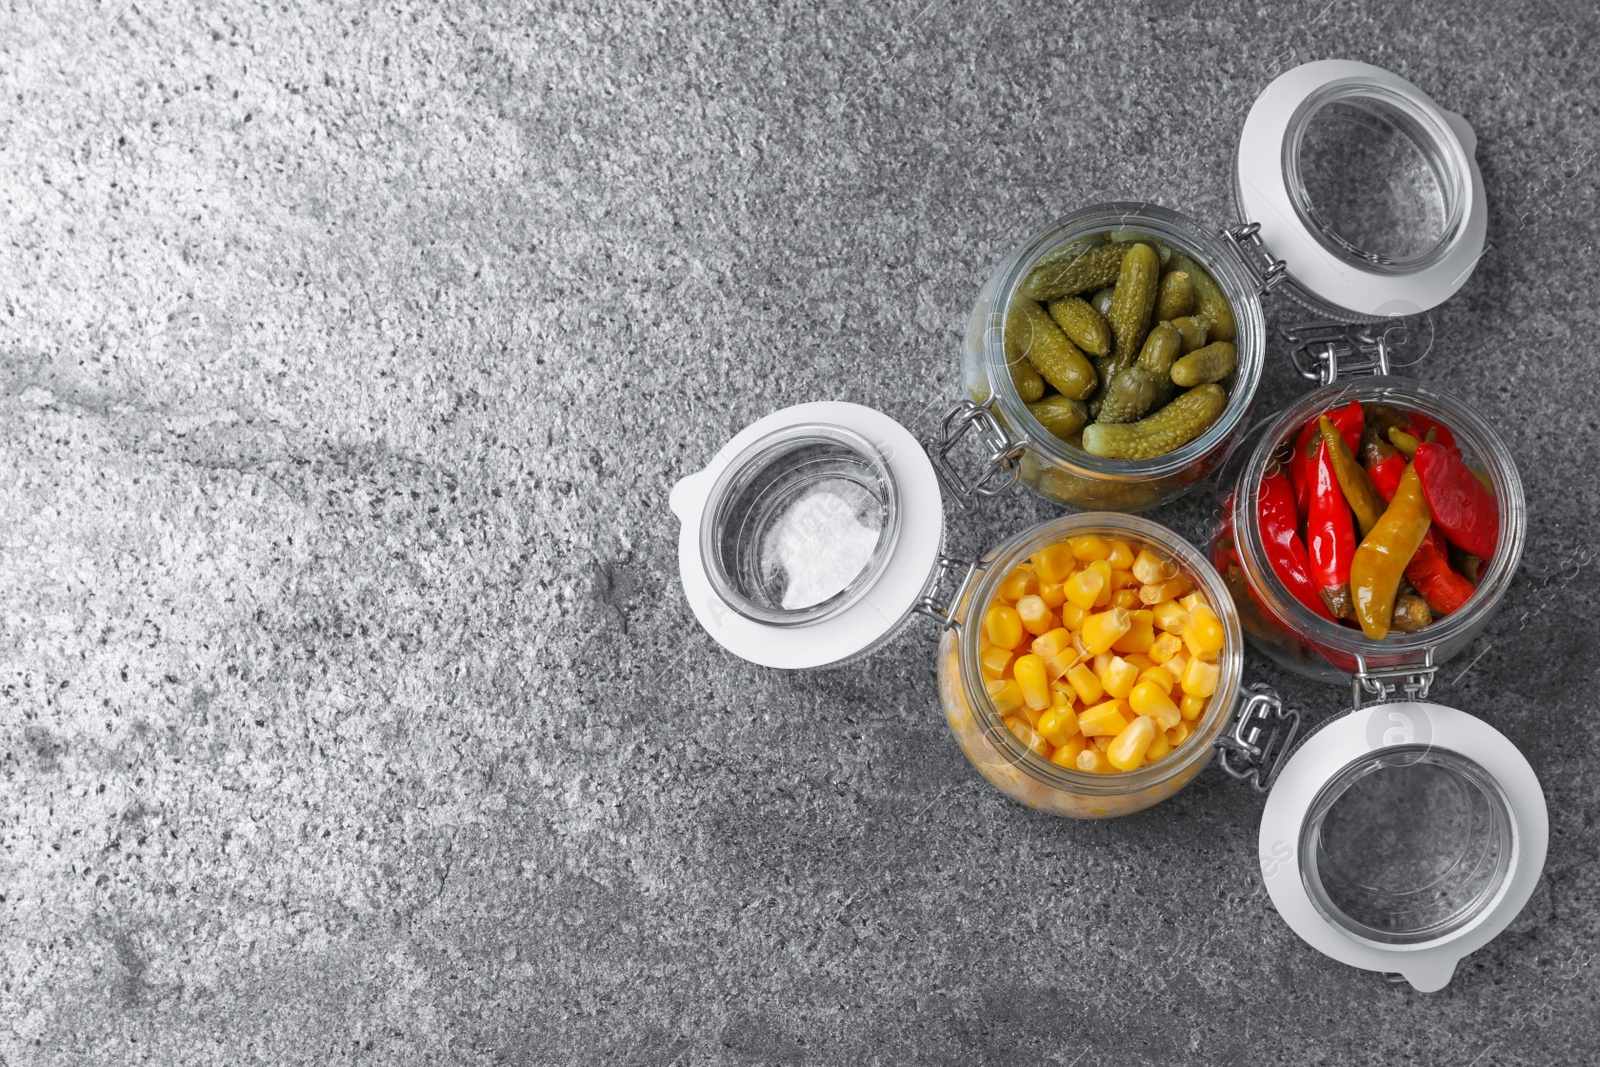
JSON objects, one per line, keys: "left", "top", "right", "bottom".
{"left": 1405, "top": 527, "right": 1477, "bottom": 616}
{"left": 1260, "top": 467, "right": 1336, "bottom": 620}
{"left": 1404, "top": 411, "right": 1457, "bottom": 451}
{"left": 1414, "top": 441, "right": 1498, "bottom": 559}
{"left": 1290, "top": 400, "right": 1364, "bottom": 518}
{"left": 1305, "top": 440, "right": 1356, "bottom": 618}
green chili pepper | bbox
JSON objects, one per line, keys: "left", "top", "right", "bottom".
{"left": 1350, "top": 464, "right": 1434, "bottom": 640}
{"left": 1319, "top": 416, "right": 1387, "bottom": 537}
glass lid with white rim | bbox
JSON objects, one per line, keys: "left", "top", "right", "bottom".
{"left": 1235, "top": 59, "right": 1488, "bottom": 321}
{"left": 671, "top": 402, "right": 944, "bottom": 670}
{"left": 1256, "top": 701, "right": 1547, "bottom": 991}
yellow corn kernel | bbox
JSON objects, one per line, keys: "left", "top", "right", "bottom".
{"left": 1107, "top": 716, "right": 1157, "bottom": 771}
{"left": 1016, "top": 703, "right": 1044, "bottom": 728}
{"left": 987, "top": 678, "right": 1025, "bottom": 716}
{"left": 980, "top": 644, "right": 1014, "bottom": 679}
{"left": 1098, "top": 656, "right": 1140, "bottom": 700}
{"left": 1078, "top": 698, "right": 1131, "bottom": 737}
{"left": 1016, "top": 595, "right": 1057, "bottom": 636}
{"left": 1087, "top": 560, "right": 1115, "bottom": 607}
{"left": 1111, "top": 588, "right": 1141, "bottom": 610}
{"left": 1063, "top": 568, "right": 1105, "bottom": 612}
{"left": 1179, "top": 693, "right": 1207, "bottom": 721}
{"left": 1136, "top": 665, "right": 1175, "bottom": 695}
{"left": 1132, "top": 548, "right": 1178, "bottom": 586}
{"left": 1179, "top": 591, "right": 1207, "bottom": 614}
{"left": 1162, "top": 651, "right": 1189, "bottom": 685}
{"left": 999, "top": 566, "right": 1038, "bottom": 602}
{"left": 1150, "top": 600, "right": 1190, "bottom": 634}
{"left": 1185, "top": 602, "right": 1226, "bottom": 657}
{"left": 1006, "top": 716, "right": 1051, "bottom": 757}
{"left": 1167, "top": 721, "right": 1193, "bottom": 746}
{"left": 1038, "top": 581, "right": 1067, "bottom": 608}
{"left": 1081, "top": 607, "right": 1132, "bottom": 656}
{"left": 1132, "top": 608, "right": 1154, "bottom": 625}
{"left": 1013, "top": 653, "right": 1052, "bottom": 711}
{"left": 1032, "top": 543, "right": 1077, "bottom": 585}
{"left": 1069, "top": 535, "right": 1112, "bottom": 562}
{"left": 1107, "top": 539, "right": 1136, "bottom": 570}
{"left": 1128, "top": 680, "right": 1182, "bottom": 730}
{"left": 1144, "top": 727, "right": 1171, "bottom": 762}
{"left": 1051, "top": 733, "right": 1087, "bottom": 767}
{"left": 1065, "top": 663, "right": 1104, "bottom": 705}
{"left": 1148, "top": 631, "right": 1184, "bottom": 665}
{"left": 1111, "top": 618, "right": 1155, "bottom": 654}
{"left": 1123, "top": 652, "right": 1156, "bottom": 672}
{"left": 1049, "top": 678, "right": 1077, "bottom": 706}
{"left": 1058, "top": 601, "right": 1087, "bottom": 630}
{"left": 1092, "top": 651, "right": 1113, "bottom": 676}
{"left": 1037, "top": 704, "right": 1080, "bottom": 746}
{"left": 1032, "top": 627, "right": 1073, "bottom": 658}
{"left": 984, "top": 604, "right": 1025, "bottom": 649}
{"left": 1181, "top": 657, "right": 1219, "bottom": 697}
{"left": 1139, "top": 576, "right": 1193, "bottom": 605}
{"left": 1077, "top": 747, "right": 1115, "bottom": 773}
{"left": 1042, "top": 650, "right": 1080, "bottom": 682}
{"left": 1090, "top": 734, "right": 1112, "bottom": 754}
{"left": 1108, "top": 568, "right": 1138, "bottom": 592}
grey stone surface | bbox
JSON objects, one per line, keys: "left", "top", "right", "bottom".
{"left": 3, "top": 0, "right": 1599, "bottom": 1063}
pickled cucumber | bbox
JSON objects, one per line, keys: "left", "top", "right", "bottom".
{"left": 1046, "top": 296, "right": 1112, "bottom": 358}
{"left": 1155, "top": 270, "right": 1194, "bottom": 321}
{"left": 1081, "top": 384, "right": 1227, "bottom": 459}
{"left": 1009, "top": 353, "right": 1045, "bottom": 401}
{"left": 1108, "top": 243, "right": 1160, "bottom": 360}
{"left": 1091, "top": 286, "right": 1116, "bottom": 318}
{"left": 1170, "top": 253, "right": 1236, "bottom": 343}
{"left": 1096, "top": 322, "right": 1181, "bottom": 424}
{"left": 1006, "top": 299, "right": 1096, "bottom": 400}
{"left": 1169, "top": 341, "right": 1237, "bottom": 387}
{"left": 1107, "top": 231, "right": 1175, "bottom": 265}
{"left": 1169, "top": 315, "right": 1209, "bottom": 354}
{"left": 1019, "top": 241, "right": 1135, "bottom": 302}
{"left": 1027, "top": 395, "right": 1090, "bottom": 438}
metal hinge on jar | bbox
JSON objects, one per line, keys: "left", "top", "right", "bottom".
{"left": 1350, "top": 649, "right": 1436, "bottom": 710}
{"left": 1222, "top": 222, "right": 1288, "bottom": 296}
{"left": 914, "top": 555, "right": 984, "bottom": 630}
{"left": 925, "top": 397, "right": 1027, "bottom": 510}
{"left": 1217, "top": 683, "right": 1301, "bottom": 792}
{"left": 1281, "top": 315, "right": 1436, "bottom": 385}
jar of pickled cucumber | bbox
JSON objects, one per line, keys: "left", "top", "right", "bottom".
{"left": 928, "top": 59, "right": 1488, "bottom": 514}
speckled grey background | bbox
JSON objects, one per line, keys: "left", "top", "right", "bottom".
{"left": 3, "top": 0, "right": 1599, "bottom": 1063}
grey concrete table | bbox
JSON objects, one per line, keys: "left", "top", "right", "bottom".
{"left": 4, "top": 1, "right": 1598, "bottom": 1063}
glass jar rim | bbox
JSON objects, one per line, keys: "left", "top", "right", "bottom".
{"left": 957, "top": 512, "right": 1243, "bottom": 795}
{"left": 987, "top": 202, "right": 1266, "bottom": 484}
{"left": 1229, "top": 377, "right": 1526, "bottom": 667}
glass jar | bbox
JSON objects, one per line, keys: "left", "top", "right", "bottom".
{"left": 935, "top": 512, "right": 1243, "bottom": 818}
{"left": 1212, "top": 378, "right": 1526, "bottom": 691}
{"left": 954, "top": 203, "right": 1267, "bottom": 513}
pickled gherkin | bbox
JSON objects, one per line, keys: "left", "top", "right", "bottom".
{"left": 1170, "top": 253, "right": 1236, "bottom": 343}
{"left": 1006, "top": 299, "right": 1097, "bottom": 400}
{"left": 1091, "top": 286, "right": 1116, "bottom": 318}
{"left": 1169, "top": 315, "right": 1209, "bottom": 354}
{"left": 1046, "top": 296, "right": 1112, "bottom": 357}
{"left": 1009, "top": 353, "right": 1045, "bottom": 401}
{"left": 1107, "top": 243, "right": 1160, "bottom": 360}
{"left": 1081, "top": 384, "right": 1227, "bottom": 460}
{"left": 1020, "top": 241, "right": 1136, "bottom": 302}
{"left": 1097, "top": 322, "right": 1181, "bottom": 424}
{"left": 1170, "top": 341, "right": 1237, "bottom": 387}
{"left": 1027, "top": 395, "right": 1090, "bottom": 438}
{"left": 1154, "top": 270, "right": 1194, "bottom": 321}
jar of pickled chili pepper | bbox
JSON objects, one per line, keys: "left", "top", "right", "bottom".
{"left": 1211, "top": 378, "right": 1526, "bottom": 696}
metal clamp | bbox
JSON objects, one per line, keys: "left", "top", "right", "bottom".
{"left": 924, "top": 398, "right": 1026, "bottom": 510}
{"left": 914, "top": 555, "right": 983, "bottom": 630}
{"left": 1216, "top": 683, "right": 1301, "bottom": 792}
{"left": 1281, "top": 315, "right": 1434, "bottom": 385}
{"left": 1223, "top": 222, "right": 1288, "bottom": 295}
{"left": 1351, "top": 649, "right": 1436, "bottom": 710}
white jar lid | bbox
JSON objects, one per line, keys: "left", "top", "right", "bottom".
{"left": 1237, "top": 60, "right": 1488, "bottom": 319}
{"left": 670, "top": 402, "right": 944, "bottom": 669}
{"left": 1258, "top": 702, "right": 1547, "bottom": 991}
